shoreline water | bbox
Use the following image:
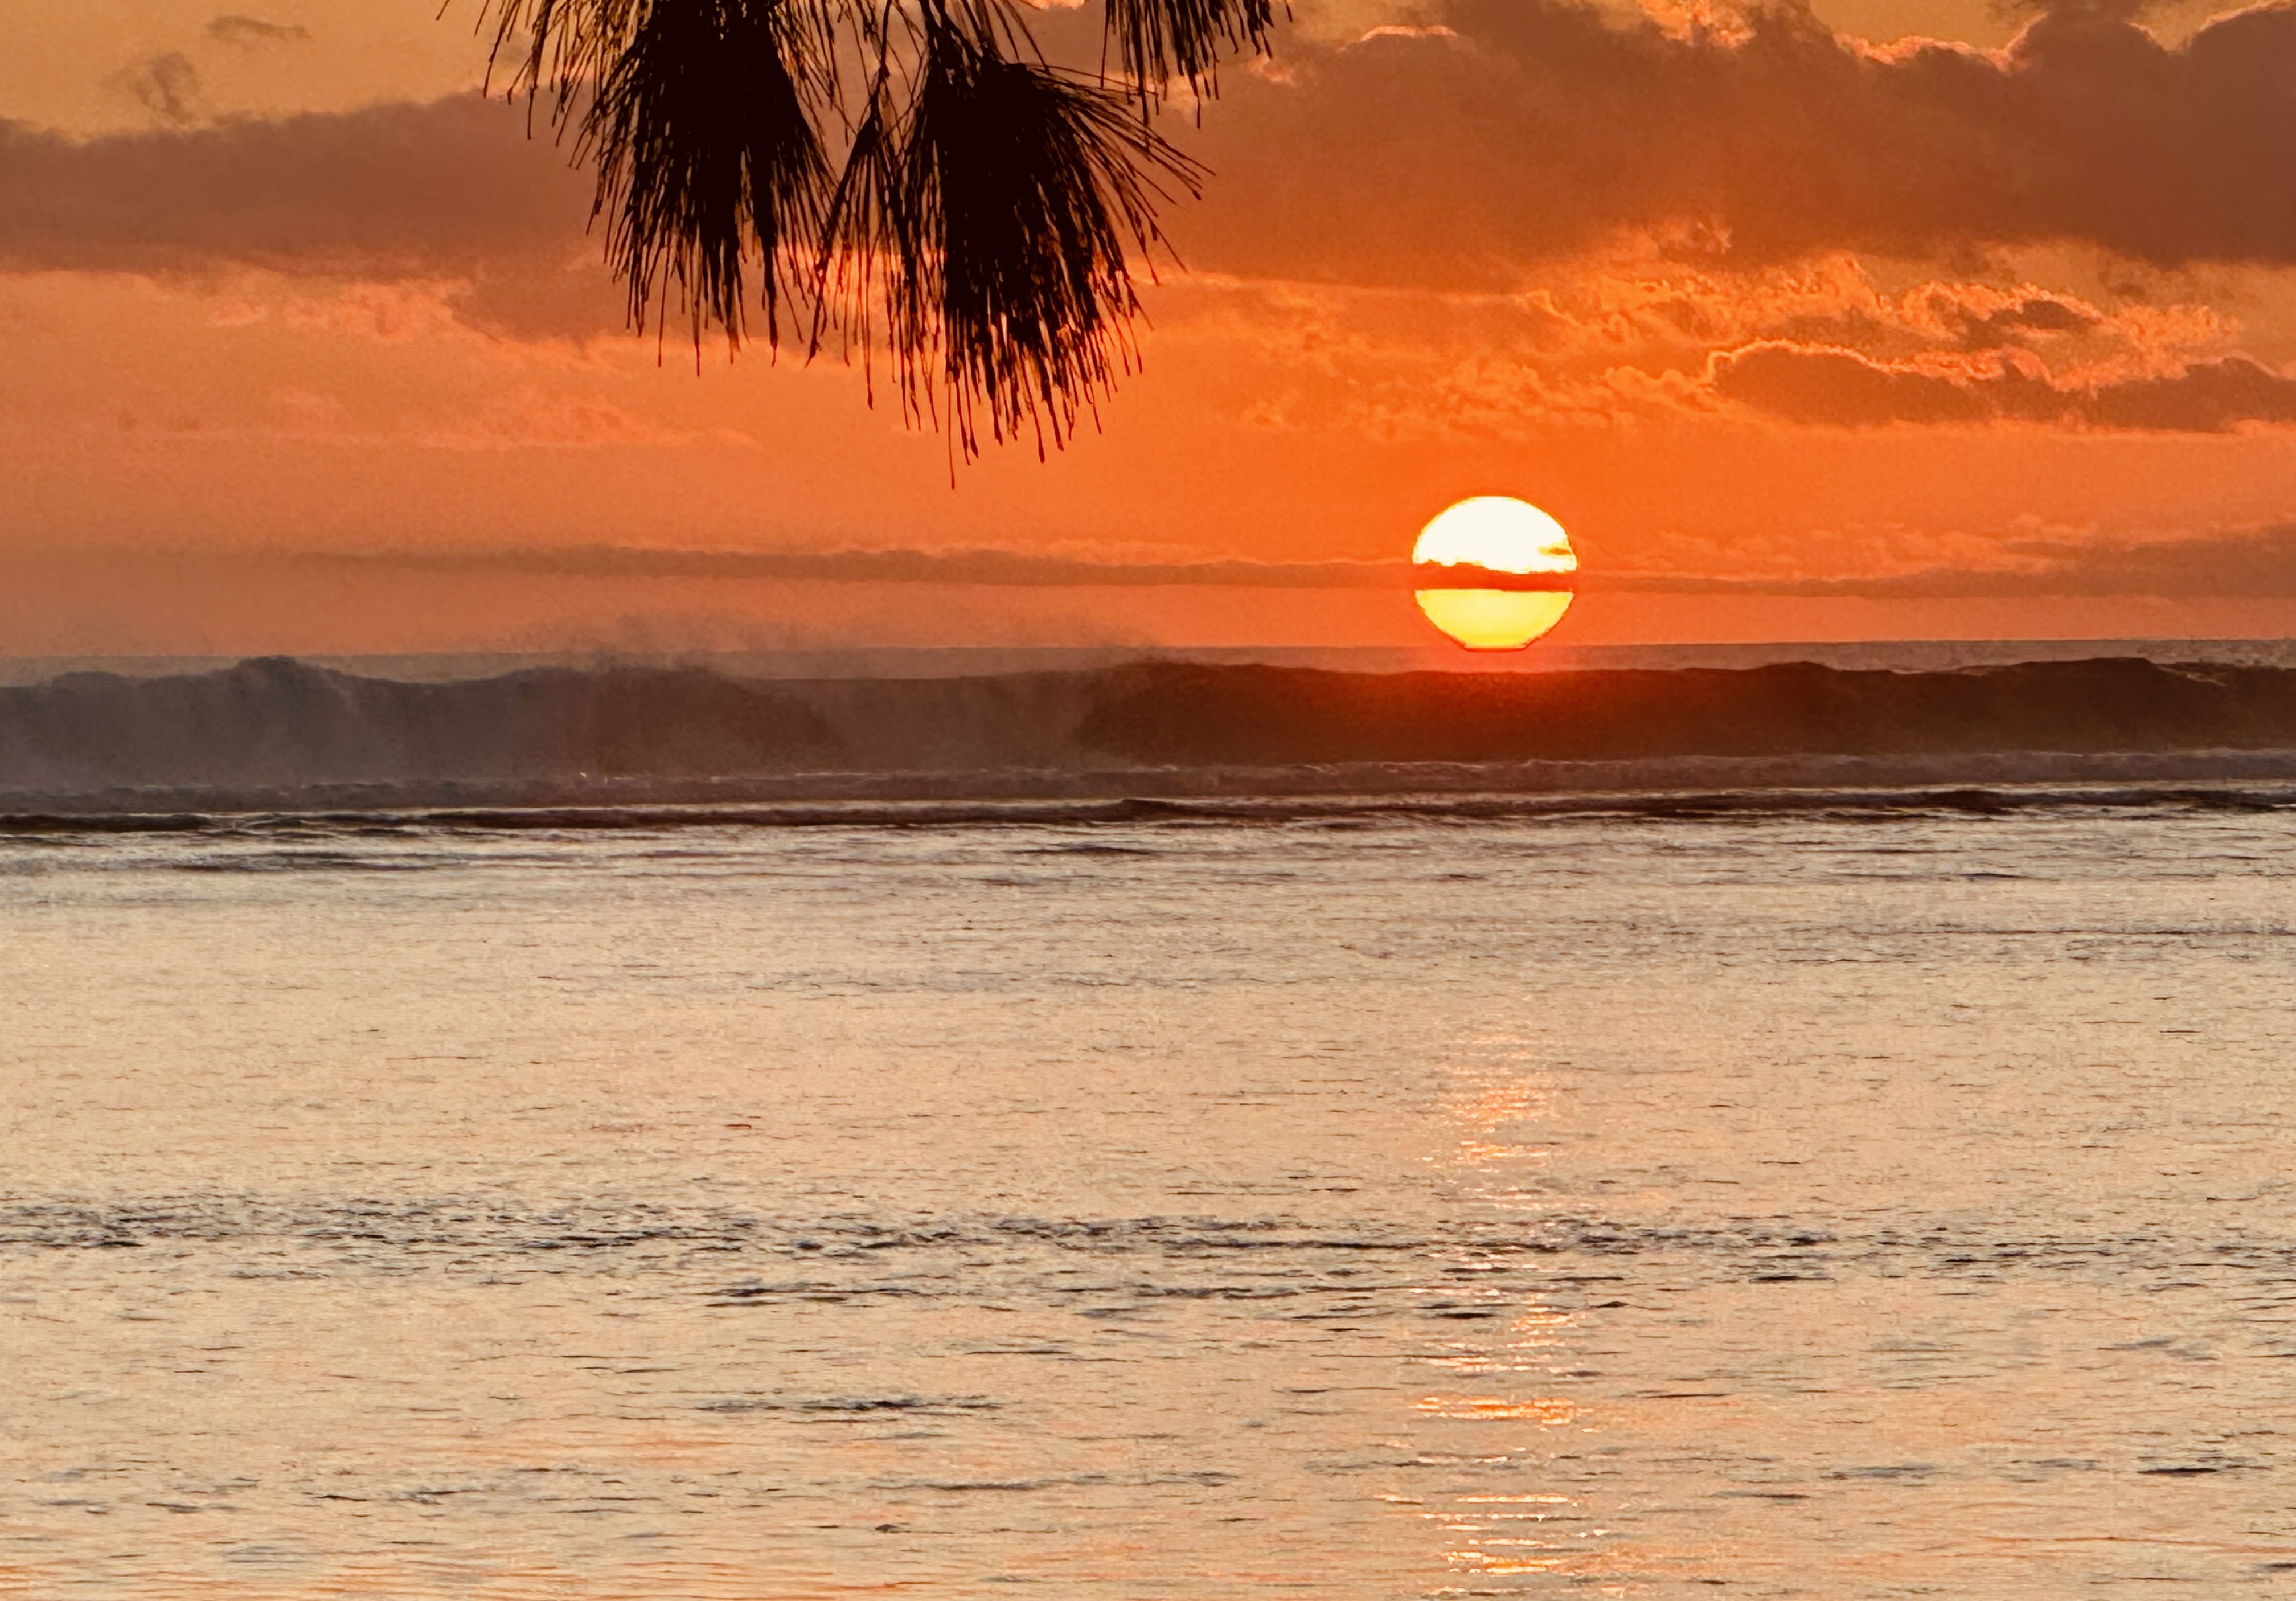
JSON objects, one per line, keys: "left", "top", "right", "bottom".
{"left": 12, "top": 765, "right": 2296, "bottom": 830}
{"left": 10, "top": 794, "right": 2294, "bottom": 1596}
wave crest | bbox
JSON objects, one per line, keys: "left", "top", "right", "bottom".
{"left": 8, "top": 654, "right": 2296, "bottom": 811}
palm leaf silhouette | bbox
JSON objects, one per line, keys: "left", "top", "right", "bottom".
{"left": 479, "top": 0, "right": 1260, "bottom": 457}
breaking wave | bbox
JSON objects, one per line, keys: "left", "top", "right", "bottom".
{"left": 11, "top": 653, "right": 2296, "bottom": 814}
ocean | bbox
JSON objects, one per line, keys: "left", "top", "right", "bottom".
{"left": 6, "top": 792, "right": 2294, "bottom": 1596}
{"left": 19, "top": 646, "right": 2296, "bottom": 812}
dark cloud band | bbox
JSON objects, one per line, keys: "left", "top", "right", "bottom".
{"left": 12, "top": 5, "right": 2296, "bottom": 284}
{"left": 1712, "top": 342, "right": 2296, "bottom": 432}
{"left": 276, "top": 531, "right": 2296, "bottom": 599}
{"left": 288, "top": 545, "right": 1567, "bottom": 592}
{"left": 1192, "top": 0, "right": 2296, "bottom": 281}
{"left": 0, "top": 94, "right": 589, "bottom": 278}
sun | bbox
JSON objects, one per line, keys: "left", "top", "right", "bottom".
{"left": 1412, "top": 497, "right": 1578, "bottom": 650}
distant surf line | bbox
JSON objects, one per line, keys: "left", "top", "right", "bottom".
{"left": 9, "top": 780, "right": 2296, "bottom": 838}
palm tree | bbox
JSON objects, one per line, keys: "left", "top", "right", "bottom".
{"left": 480, "top": 0, "right": 1274, "bottom": 457}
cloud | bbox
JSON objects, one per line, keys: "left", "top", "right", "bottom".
{"left": 289, "top": 546, "right": 1440, "bottom": 588}
{"left": 111, "top": 52, "right": 207, "bottom": 127}
{"left": 207, "top": 15, "right": 313, "bottom": 47}
{"left": 1190, "top": 0, "right": 2296, "bottom": 284}
{"left": 1602, "top": 522, "right": 2296, "bottom": 597}
{"left": 1153, "top": 262, "right": 2290, "bottom": 435}
{"left": 2080, "top": 355, "right": 2296, "bottom": 429}
{"left": 2002, "top": 523, "right": 2296, "bottom": 596}
{"left": 27, "top": 4, "right": 2296, "bottom": 294}
{"left": 0, "top": 92, "right": 598, "bottom": 293}
{"left": 1711, "top": 342, "right": 2296, "bottom": 430}
{"left": 270, "top": 526, "right": 2296, "bottom": 599}
{"left": 13, "top": 2, "right": 2296, "bottom": 432}
{"left": 2003, "top": 0, "right": 2162, "bottom": 20}
{"left": 1712, "top": 344, "right": 1996, "bottom": 424}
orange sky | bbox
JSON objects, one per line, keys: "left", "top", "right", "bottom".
{"left": 6, "top": 0, "right": 2296, "bottom": 654}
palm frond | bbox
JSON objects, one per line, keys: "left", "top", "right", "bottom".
{"left": 1102, "top": 0, "right": 1277, "bottom": 102}
{"left": 482, "top": 0, "right": 646, "bottom": 120}
{"left": 470, "top": 0, "right": 1262, "bottom": 454}
{"left": 580, "top": 0, "right": 833, "bottom": 346}
{"left": 813, "top": 68, "right": 905, "bottom": 389}
{"left": 891, "top": 31, "right": 1204, "bottom": 454}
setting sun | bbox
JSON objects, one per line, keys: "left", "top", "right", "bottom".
{"left": 1412, "top": 497, "right": 1578, "bottom": 650}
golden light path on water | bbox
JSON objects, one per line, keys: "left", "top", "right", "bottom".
{"left": 1413, "top": 496, "right": 1578, "bottom": 650}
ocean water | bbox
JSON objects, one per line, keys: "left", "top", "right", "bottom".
{"left": 19, "top": 653, "right": 2296, "bottom": 808}
{"left": 4, "top": 797, "right": 2294, "bottom": 1597}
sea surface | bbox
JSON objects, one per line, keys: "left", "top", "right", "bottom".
{"left": 5, "top": 795, "right": 2294, "bottom": 1597}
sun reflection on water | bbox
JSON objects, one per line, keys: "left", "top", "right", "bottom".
{"left": 1390, "top": 1026, "right": 1635, "bottom": 1591}
{"left": 1414, "top": 1395, "right": 1581, "bottom": 1424}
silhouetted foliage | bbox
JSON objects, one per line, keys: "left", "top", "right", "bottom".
{"left": 480, "top": 0, "right": 1266, "bottom": 456}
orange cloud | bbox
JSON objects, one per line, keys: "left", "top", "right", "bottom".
{"left": 1147, "top": 257, "right": 2283, "bottom": 435}
{"left": 1711, "top": 341, "right": 2296, "bottom": 430}
{"left": 1591, "top": 520, "right": 2296, "bottom": 597}
{"left": 0, "top": 93, "right": 590, "bottom": 282}
{"left": 1188, "top": 1, "right": 2296, "bottom": 281}
{"left": 228, "top": 518, "right": 2296, "bottom": 599}
{"left": 18, "top": 6, "right": 2296, "bottom": 299}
